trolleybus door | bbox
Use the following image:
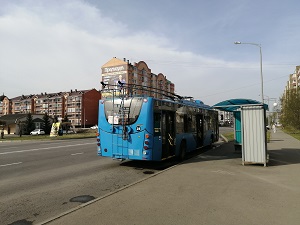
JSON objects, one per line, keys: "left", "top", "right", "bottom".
{"left": 153, "top": 112, "right": 162, "bottom": 160}
{"left": 196, "top": 114, "right": 204, "bottom": 147}
{"left": 161, "top": 111, "right": 175, "bottom": 159}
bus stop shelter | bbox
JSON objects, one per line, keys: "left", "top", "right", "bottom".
{"left": 213, "top": 99, "right": 269, "bottom": 167}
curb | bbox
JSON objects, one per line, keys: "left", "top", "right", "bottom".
{"left": 220, "top": 134, "right": 228, "bottom": 143}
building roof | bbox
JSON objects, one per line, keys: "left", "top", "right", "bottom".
{"left": 5, "top": 89, "right": 97, "bottom": 101}
{"left": 0, "top": 114, "right": 27, "bottom": 124}
{"left": 0, "top": 114, "right": 49, "bottom": 125}
{"left": 101, "top": 57, "right": 127, "bottom": 68}
{"left": 33, "top": 118, "right": 44, "bottom": 123}
{"left": 0, "top": 94, "right": 6, "bottom": 101}
{"left": 68, "top": 89, "right": 93, "bottom": 96}
{"left": 213, "top": 99, "right": 268, "bottom": 112}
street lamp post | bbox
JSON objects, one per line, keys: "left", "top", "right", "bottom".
{"left": 234, "top": 41, "right": 264, "bottom": 103}
{"left": 263, "top": 95, "right": 277, "bottom": 125}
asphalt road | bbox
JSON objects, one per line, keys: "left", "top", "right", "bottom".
{"left": 0, "top": 138, "right": 175, "bottom": 225}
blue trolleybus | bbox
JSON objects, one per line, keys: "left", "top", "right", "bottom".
{"left": 96, "top": 84, "right": 219, "bottom": 161}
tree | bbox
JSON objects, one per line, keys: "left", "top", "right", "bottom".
{"left": 62, "top": 114, "right": 70, "bottom": 123}
{"left": 24, "top": 113, "right": 35, "bottom": 134}
{"left": 53, "top": 115, "right": 59, "bottom": 123}
{"left": 62, "top": 114, "right": 71, "bottom": 133}
{"left": 0, "top": 120, "right": 5, "bottom": 139}
{"left": 42, "top": 113, "right": 52, "bottom": 135}
{"left": 281, "top": 89, "right": 300, "bottom": 130}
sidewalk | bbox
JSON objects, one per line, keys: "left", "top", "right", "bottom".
{"left": 39, "top": 129, "right": 300, "bottom": 225}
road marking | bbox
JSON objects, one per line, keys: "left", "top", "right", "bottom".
{"left": 211, "top": 170, "right": 235, "bottom": 176}
{"left": 71, "top": 152, "right": 84, "bottom": 156}
{"left": 0, "top": 162, "right": 23, "bottom": 167}
{"left": 0, "top": 143, "right": 94, "bottom": 155}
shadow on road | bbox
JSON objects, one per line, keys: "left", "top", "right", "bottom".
{"left": 119, "top": 158, "right": 179, "bottom": 171}
{"left": 268, "top": 148, "right": 300, "bottom": 166}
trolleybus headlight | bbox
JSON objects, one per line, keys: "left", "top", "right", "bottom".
{"left": 144, "top": 140, "right": 149, "bottom": 145}
{"left": 143, "top": 150, "right": 148, "bottom": 155}
{"left": 145, "top": 134, "right": 150, "bottom": 139}
{"left": 143, "top": 146, "right": 148, "bottom": 150}
{"left": 97, "top": 143, "right": 100, "bottom": 146}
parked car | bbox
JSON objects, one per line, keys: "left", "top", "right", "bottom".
{"left": 30, "top": 129, "right": 45, "bottom": 135}
{"left": 63, "top": 130, "right": 75, "bottom": 134}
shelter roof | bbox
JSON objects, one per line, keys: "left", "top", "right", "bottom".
{"left": 213, "top": 99, "right": 268, "bottom": 112}
{"left": 0, "top": 114, "right": 27, "bottom": 124}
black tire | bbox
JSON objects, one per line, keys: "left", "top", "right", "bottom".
{"left": 178, "top": 141, "right": 186, "bottom": 161}
{"left": 209, "top": 134, "right": 214, "bottom": 149}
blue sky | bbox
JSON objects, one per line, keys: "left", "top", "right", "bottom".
{"left": 1, "top": 0, "right": 299, "bottom": 107}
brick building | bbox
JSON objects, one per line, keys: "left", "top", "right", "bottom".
{"left": 0, "top": 95, "right": 10, "bottom": 115}
{"left": 101, "top": 57, "right": 175, "bottom": 98}
{"left": 0, "top": 89, "right": 101, "bottom": 130}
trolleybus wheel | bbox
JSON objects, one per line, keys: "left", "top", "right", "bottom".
{"left": 209, "top": 134, "right": 214, "bottom": 149}
{"left": 178, "top": 141, "right": 186, "bottom": 161}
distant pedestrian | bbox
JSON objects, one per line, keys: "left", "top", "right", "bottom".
{"left": 272, "top": 124, "right": 276, "bottom": 133}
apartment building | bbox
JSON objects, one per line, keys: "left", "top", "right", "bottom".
{"left": 282, "top": 65, "right": 300, "bottom": 107}
{"left": 65, "top": 89, "right": 101, "bottom": 127}
{"left": 11, "top": 95, "right": 35, "bottom": 114}
{"left": 0, "top": 95, "right": 10, "bottom": 115}
{"left": 0, "top": 89, "right": 101, "bottom": 129}
{"left": 101, "top": 57, "right": 175, "bottom": 98}
{"left": 285, "top": 65, "right": 300, "bottom": 93}
{"left": 33, "top": 92, "right": 65, "bottom": 117}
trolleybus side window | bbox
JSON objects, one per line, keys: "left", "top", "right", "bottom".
{"left": 154, "top": 113, "right": 161, "bottom": 136}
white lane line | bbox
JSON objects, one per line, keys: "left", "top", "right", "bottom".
{"left": 0, "top": 162, "right": 23, "bottom": 167}
{"left": 0, "top": 142, "right": 94, "bottom": 155}
{"left": 211, "top": 170, "right": 235, "bottom": 176}
{"left": 71, "top": 152, "right": 84, "bottom": 156}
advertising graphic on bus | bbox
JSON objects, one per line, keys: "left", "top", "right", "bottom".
{"left": 96, "top": 83, "right": 219, "bottom": 161}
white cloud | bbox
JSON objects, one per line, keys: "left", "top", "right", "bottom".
{"left": 0, "top": 0, "right": 291, "bottom": 106}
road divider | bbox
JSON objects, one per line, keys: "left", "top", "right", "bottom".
{"left": 0, "top": 162, "right": 22, "bottom": 167}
